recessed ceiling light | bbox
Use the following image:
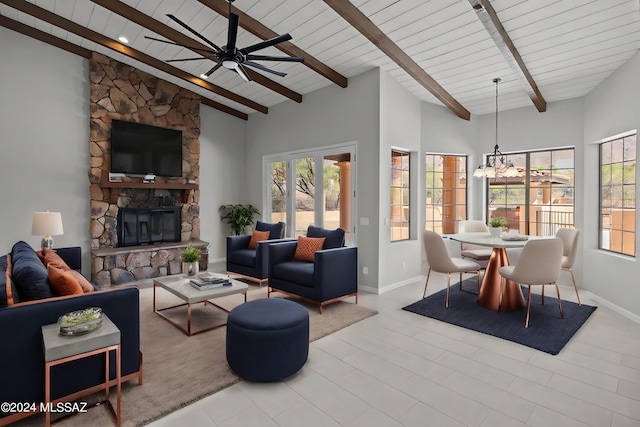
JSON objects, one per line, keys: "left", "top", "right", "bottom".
{"left": 118, "top": 36, "right": 129, "bottom": 44}
{"left": 199, "top": 74, "right": 208, "bottom": 79}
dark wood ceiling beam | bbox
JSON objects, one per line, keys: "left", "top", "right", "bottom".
{"left": 198, "top": 0, "right": 348, "bottom": 88}
{"left": 0, "top": 15, "right": 91, "bottom": 59}
{"left": 469, "top": 0, "right": 546, "bottom": 112}
{"left": 200, "top": 97, "right": 247, "bottom": 120}
{"left": 0, "top": 0, "right": 262, "bottom": 117}
{"left": 90, "top": 0, "right": 302, "bottom": 104}
{"left": 323, "top": 0, "right": 470, "bottom": 120}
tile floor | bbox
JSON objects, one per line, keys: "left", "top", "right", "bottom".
{"left": 147, "top": 274, "right": 640, "bottom": 427}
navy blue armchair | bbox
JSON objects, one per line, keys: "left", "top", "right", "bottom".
{"left": 226, "top": 221, "right": 286, "bottom": 286}
{"left": 268, "top": 226, "right": 358, "bottom": 313}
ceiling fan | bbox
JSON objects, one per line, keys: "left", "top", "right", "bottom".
{"left": 145, "top": 0, "right": 304, "bottom": 82}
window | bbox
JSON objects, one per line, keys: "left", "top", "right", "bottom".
{"left": 600, "top": 133, "right": 636, "bottom": 257}
{"left": 425, "top": 154, "right": 467, "bottom": 233}
{"left": 391, "top": 150, "right": 410, "bottom": 241}
{"left": 486, "top": 148, "right": 575, "bottom": 236}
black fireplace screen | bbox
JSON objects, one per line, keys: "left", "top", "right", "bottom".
{"left": 117, "top": 207, "right": 180, "bottom": 247}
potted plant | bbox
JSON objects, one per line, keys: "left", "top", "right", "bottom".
{"left": 219, "top": 204, "right": 260, "bottom": 236}
{"left": 488, "top": 216, "right": 508, "bottom": 238}
{"left": 181, "top": 244, "right": 201, "bottom": 276}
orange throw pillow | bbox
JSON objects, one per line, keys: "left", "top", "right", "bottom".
{"left": 5, "top": 254, "right": 15, "bottom": 306}
{"left": 70, "top": 270, "right": 95, "bottom": 293}
{"left": 248, "top": 230, "right": 271, "bottom": 249}
{"left": 47, "top": 264, "right": 83, "bottom": 296}
{"left": 41, "top": 248, "right": 71, "bottom": 270}
{"left": 293, "top": 236, "right": 326, "bottom": 262}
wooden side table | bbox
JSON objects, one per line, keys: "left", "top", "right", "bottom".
{"left": 41, "top": 314, "right": 121, "bottom": 427}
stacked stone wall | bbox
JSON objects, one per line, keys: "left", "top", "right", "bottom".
{"left": 88, "top": 52, "right": 203, "bottom": 285}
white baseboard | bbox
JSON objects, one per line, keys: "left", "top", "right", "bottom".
{"left": 365, "top": 275, "right": 424, "bottom": 295}
{"left": 581, "top": 290, "right": 640, "bottom": 325}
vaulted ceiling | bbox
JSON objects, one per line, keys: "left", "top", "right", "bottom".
{"left": 1, "top": 0, "right": 639, "bottom": 121}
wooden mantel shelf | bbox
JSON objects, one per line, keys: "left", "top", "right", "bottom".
{"left": 100, "top": 173, "right": 197, "bottom": 203}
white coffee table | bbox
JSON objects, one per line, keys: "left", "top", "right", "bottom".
{"left": 153, "top": 273, "right": 248, "bottom": 336}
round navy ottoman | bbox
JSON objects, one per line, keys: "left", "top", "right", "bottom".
{"left": 226, "top": 298, "right": 309, "bottom": 382}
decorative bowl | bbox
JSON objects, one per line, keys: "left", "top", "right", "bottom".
{"left": 58, "top": 307, "right": 103, "bottom": 336}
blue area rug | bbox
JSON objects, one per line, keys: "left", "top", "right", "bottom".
{"left": 402, "top": 279, "right": 597, "bottom": 355}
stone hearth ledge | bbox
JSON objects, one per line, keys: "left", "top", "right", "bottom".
{"left": 91, "top": 239, "right": 208, "bottom": 287}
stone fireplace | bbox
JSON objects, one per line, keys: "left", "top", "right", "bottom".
{"left": 88, "top": 52, "right": 206, "bottom": 286}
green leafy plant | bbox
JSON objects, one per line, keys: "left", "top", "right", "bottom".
{"left": 488, "top": 216, "right": 508, "bottom": 228}
{"left": 219, "top": 204, "right": 260, "bottom": 235}
{"left": 59, "top": 308, "right": 102, "bottom": 327}
{"left": 181, "top": 244, "right": 202, "bottom": 262}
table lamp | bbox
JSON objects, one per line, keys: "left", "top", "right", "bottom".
{"left": 32, "top": 211, "right": 64, "bottom": 249}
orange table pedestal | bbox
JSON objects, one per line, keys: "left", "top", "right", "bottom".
{"left": 477, "top": 247, "right": 525, "bottom": 311}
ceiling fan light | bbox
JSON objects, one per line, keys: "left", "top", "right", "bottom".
{"left": 199, "top": 73, "right": 208, "bottom": 79}
{"left": 222, "top": 60, "right": 239, "bottom": 70}
{"left": 118, "top": 36, "right": 129, "bottom": 44}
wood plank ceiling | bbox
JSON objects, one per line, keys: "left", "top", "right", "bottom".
{"left": 1, "top": 0, "right": 639, "bottom": 120}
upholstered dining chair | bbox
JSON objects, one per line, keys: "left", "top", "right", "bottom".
{"left": 459, "top": 220, "right": 492, "bottom": 267}
{"left": 422, "top": 230, "right": 481, "bottom": 308}
{"left": 498, "top": 238, "right": 564, "bottom": 328}
{"left": 555, "top": 228, "right": 581, "bottom": 305}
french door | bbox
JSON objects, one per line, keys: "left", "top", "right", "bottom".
{"left": 265, "top": 145, "right": 356, "bottom": 244}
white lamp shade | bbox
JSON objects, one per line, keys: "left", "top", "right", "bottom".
{"left": 473, "top": 167, "right": 485, "bottom": 178}
{"left": 505, "top": 165, "right": 519, "bottom": 177}
{"left": 32, "top": 212, "right": 64, "bottom": 236}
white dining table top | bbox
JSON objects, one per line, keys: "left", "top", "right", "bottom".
{"left": 446, "top": 232, "right": 547, "bottom": 248}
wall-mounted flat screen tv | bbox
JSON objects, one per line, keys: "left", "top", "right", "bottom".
{"left": 111, "top": 120, "right": 183, "bottom": 177}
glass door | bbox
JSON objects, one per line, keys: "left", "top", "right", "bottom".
{"left": 264, "top": 145, "right": 355, "bottom": 244}
{"left": 294, "top": 157, "right": 316, "bottom": 237}
{"left": 269, "top": 161, "right": 287, "bottom": 225}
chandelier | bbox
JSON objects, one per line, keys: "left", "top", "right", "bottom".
{"left": 473, "top": 78, "right": 518, "bottom": 179}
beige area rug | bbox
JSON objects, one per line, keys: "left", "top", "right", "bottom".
{"left": 17, "top": 284, "right": 376, "bottom": 427}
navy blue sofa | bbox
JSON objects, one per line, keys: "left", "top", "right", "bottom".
{"left": 268, "top": 226, "right": 358, "bottom": 313}
{"left": 0, "top": 244, "right": 141, "bottom": 425}
{"left": 226, "top": 221, "right": 287, "bottom": 285}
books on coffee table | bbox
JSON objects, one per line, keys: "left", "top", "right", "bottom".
{"left": 189, "top": 276, "right": 231, "bottom": 290}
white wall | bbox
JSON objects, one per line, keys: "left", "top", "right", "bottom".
{"left": 198, "top": 105, "right": 247, "bottom": 259}
{"left": 0, "top": 27, "right": 91, "bottom": 271}
{"left": 245, "top": 68, "right": 381, "bottom": 290}
{"left": 583, "top": 50, "right": 640, "bottom": 316}
{"left": 378, "top": 70, "right": 422, "bottom": 289}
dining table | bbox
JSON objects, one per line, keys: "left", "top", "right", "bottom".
{"left": 447, "top": 232, "right": 541, "bottom": 312}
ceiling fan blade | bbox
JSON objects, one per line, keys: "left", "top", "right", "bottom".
{"left": 227, "top": 13, "right": 239, "bottom": 53}
{"left": 144, "top": 36, "right": 218, "bottom": 55}
{"left": 244, "top": 61, "right": 287, "bottom": 78}
{"left": 166, "top": 14, "right": 222, "bottom": 52}
{"left": 204, "top": 62, "right": 223, "bottom": 77}
{"left": 235, "top": 64, "right": 252, "bottom": 82}
{"left": 246, "top": 54, "right": 304, "bottom": 63}
{"left": 166, "top": 57, "right": 212, "bottom": 62}
{"left": 241, "top": 34, "right": 292, "bottom": 54}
